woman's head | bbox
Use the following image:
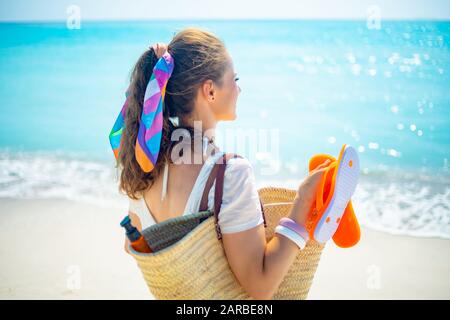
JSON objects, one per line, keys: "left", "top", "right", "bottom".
{"left": 118, "top": 27, "right": 240, "bottom": 199}
{"left": 166, "top": 28, "right": 241, "bottom": 124}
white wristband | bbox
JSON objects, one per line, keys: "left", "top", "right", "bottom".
{"left": 275, "top": 225, "right": 307, "bottom": 250}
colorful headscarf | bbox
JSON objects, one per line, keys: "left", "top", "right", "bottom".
{"left": 109, "top": 51, "right": 175, "bottom": 172}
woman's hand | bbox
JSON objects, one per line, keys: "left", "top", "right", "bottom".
{"left": 290, "top": 159, "right": 331, "bottom": 225}
{"left": 151, "top": 42, "right": 168, "bottom": 58}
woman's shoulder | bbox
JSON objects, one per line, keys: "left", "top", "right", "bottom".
{"left": 202, "top": 152, "right": 257, "bottom": 193}
{"left": 215, "top": 154, "right": 264, "bottom": 234}
{"left": 227, "top": 153, "right": 251, "bottom": 164}
{"left": 205, "top": 151, "right": 254, "bottom": 175}
{"left": 221, "top": 154, "right": 258, "bottom": 192}
{"left": 225, "top": 154, "right": 254, "bottom": 175}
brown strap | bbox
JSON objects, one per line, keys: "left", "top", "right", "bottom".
{"left": 199, "top": 152, "right": 267, "bottom": 240}
{"left": 213, "top": 153, "right": 236, "bottom": 240}
{"left": 260, "top": 198, "right": 267, "bottom": 228}
{"left": 199, "top": 158, "right": 222, "bottom": 212}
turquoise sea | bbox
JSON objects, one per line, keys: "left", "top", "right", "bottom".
{"left": 0, "top": 20, "right": 449, "bottom": 238}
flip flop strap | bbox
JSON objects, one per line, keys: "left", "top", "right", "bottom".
{"left": 316, "top": 161, "right": 337, "bottom": 210}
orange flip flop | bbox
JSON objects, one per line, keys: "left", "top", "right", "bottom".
{"left": 305, "top": 144, "right": 361, "bottom": 247}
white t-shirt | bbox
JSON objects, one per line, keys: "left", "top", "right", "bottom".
{"left": 128, "top": 151, "right": 265, "bottom": 234}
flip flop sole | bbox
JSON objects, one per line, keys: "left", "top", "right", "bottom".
{"left": 314, "top": 145, "right": 360, "bottom": 243}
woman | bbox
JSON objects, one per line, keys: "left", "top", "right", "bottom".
{"left": 115, "top": 27, "right": 329, "bottom": 300}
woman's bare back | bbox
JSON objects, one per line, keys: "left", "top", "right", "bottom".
{"left": 141, "top": 162, "right": 205, "bottom": 224}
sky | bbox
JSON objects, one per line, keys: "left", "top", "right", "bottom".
{"left": 0, "top": 0, "right": 449, "bottom": 21}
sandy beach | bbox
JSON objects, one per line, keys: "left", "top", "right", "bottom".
{"left": 0, "top": 198, "right": 448, "bottom": 300}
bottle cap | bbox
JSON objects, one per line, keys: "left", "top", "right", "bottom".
{"left": 120, "top": 215, "right": 142, "bottom": 242}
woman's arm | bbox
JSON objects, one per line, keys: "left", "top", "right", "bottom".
{"left": 221, "top": 161, "right": 330, "bottom": 300}
{"left": 221, "top": 196, "right": 311, "bottom": 299}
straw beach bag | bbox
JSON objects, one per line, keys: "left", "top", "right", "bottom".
{"left": 127, "top": 153, "right": 325, "bottom": 299}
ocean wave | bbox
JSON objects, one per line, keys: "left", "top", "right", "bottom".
{"left": 0, "top": 150, "right": 127, "bottom": 209}
{"left": 256, "top": 169, "right": 450, "bottom": 239}
{"left": 352, "top": 174, "right": 450, "bottom": 239}
{"left": 0, "top": 150, "right": 449, "bottom": 239}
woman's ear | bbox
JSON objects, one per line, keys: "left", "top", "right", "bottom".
{"left": 201, "top": 79, "right": 215, "bottom": 102}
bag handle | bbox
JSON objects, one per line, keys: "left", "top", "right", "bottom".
{"left": 199, "top": 152, "right": 267, "bottom": 240}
